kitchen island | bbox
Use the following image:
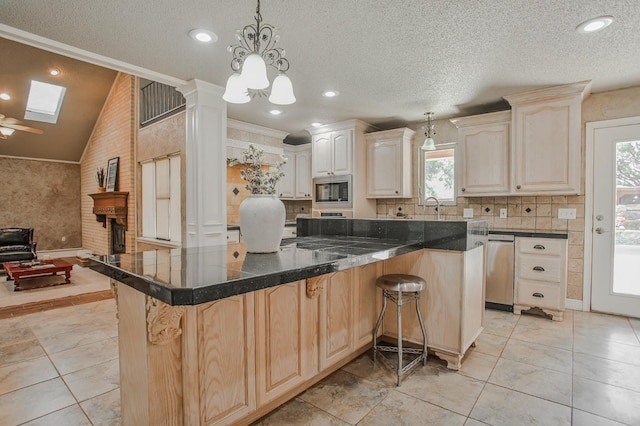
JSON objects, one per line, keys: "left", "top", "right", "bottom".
{"left": 91, "top": 218, "right": 487, "bottom": 425}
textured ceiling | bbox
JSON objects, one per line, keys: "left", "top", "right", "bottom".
{"left": 1, "top": 0, "right": 640, "bottom": 147}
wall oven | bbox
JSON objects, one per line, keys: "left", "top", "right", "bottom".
{"left": 313, "top": 175, "right": 352, "bottom": 209}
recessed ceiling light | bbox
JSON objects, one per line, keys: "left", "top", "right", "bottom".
{"left": 576, "top": 16, "right": 614, "bottom": 33}
{"left": 269, "top": 109, "right": 283, "bottom": 115}
{"left": 311, "top": 122, "right": 323, "bottom": 127}
{"left": 0, "top": 93, "right": 10, "bottom": 101}
{"left": 322, "top": 90, "right": 339, "bottom": 98}
{"left": 188, "top": 29, "right": 218, "bottom": 43}
{"left": 49, "top": 69, "right": 60, "bottom": 76}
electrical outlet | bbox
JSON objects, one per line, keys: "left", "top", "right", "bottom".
{"left": 61, "top": 236, "right": 66, "bottom": 242}
{"left": 558, "top": 208, "right": 577, "bottom": 219}
{"left": 500, "top": 208, "right": 507, "bottom": 219}
{"left": 463, "top": 208, "right": 474, "bottom": 218}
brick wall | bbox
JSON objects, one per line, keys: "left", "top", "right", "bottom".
{"left": 81, "top": 73, "right": 135, "bottom": 255}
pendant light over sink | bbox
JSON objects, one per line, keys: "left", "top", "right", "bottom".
{"left": 421, "top": 112, "right": 436, "bottom": 151}
{"left": 223, "top": 0, "right": 296, "bottom": 105}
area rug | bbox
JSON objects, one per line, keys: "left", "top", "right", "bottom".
{"left": 0, "top": 260, "right": 112, "bottom": 315}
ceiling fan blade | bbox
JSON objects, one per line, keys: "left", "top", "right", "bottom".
{"left": 0, "top": 117, "right": 21, "bottom": 125}
{"left": 1, "top": 123, "right": 44, "bottom": 134}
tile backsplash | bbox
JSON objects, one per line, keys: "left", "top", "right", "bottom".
{"left": 377, "top": 195, "right": 585, "bottom": 300}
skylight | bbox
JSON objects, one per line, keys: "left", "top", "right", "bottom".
{"left": 25, "top": 80, "right": 66, "bottom": 124}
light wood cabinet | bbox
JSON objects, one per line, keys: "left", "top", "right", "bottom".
{"left": 311, "top": 129, "right": 353, "bottom": 177}
{"left": 381, "top": 247, "right": 485, "bottom": 370}
{"left": 365, "top": 127, "right": 414, "bottom": 198}
{"left": 504, "top": 80, "right": 591, "bottom": 195}
{"left": 450, "top": 111, "right": 511, "bottom": 196}
{"left": 514, "top": 237, "right": 567, "bottom": 321}
{"left": 278, "top": 145, "right": 312, "bottom": 199}
{"left": 255, "top": 281, "right": 316, "bottom": 405}
{"left": 318, "top": 269, "right": 356, "bottom": 370}
{"left": 196, "top": 294, "right": 257, "bottom": 425}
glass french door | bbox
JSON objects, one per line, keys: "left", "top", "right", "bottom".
{"left": 591, "top": 122, "right": 640, "bottom": 318}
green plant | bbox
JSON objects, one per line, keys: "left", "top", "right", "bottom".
{"left": 96, "top": 167, "right": 105, "bottom": 187}
{"left": 238, "top": 144, "right": 286, "bottom": 195}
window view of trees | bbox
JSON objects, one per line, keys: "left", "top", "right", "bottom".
{"left": 423, "top": 148, "right": 455, "bottom": 202}
{"left": 615, "top": 140, "right": 640, "bottom": 235}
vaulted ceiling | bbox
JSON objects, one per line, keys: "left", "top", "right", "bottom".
{"left": 1, "top": 0, "right": 639, "bottom": 157}
{"left": 0, "top": 38, "right": 116, "bottom": 162}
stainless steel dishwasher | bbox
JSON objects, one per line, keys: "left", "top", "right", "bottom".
{"left": 485, "top": 233, "right": 515, "bottom": 312}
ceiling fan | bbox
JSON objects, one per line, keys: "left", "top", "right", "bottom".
{"left": 0, "top": 114, "right": 44, "bottom": 139}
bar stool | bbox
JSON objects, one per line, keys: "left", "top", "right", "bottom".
{"left": 373, "top": 274, "right": 428, "bottom": 386}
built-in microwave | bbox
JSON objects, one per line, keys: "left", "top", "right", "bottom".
{"left": 313, "top": 175, "right": 352, "bottom": 208}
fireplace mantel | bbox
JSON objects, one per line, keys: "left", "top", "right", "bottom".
{"left": 89, "top": 191, "right": 129, "bottom": 230}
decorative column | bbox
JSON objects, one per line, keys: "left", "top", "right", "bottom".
{"left": 178, "top": 79, "right": 227, "bottom": 248}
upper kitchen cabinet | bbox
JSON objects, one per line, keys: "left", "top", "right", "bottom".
{"left": 277, "top": 144, "right": 312, "bottom": 199}
{"left": 504, "top": 80, "right": 591, "bottom": 195}
{"left": 365, "top": 127, "right": 414, "bottom": 198}
{"left": 309, "top": 120, "right": 376, "bottom": 179}
{"left": 450, "top": 111, "right": 511, "bottom": 197}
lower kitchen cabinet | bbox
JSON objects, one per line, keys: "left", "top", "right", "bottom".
{"left": 381, "top": 247, "right": 485, "bottom": 370}
{"left": 255, "top": 281, "right": 316, "bottom": 405}
{"left": 514, "top": 237, "right": 567, "bottom": 321}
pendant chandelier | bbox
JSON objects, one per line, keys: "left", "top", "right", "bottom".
{"left": 223, "top": 0, "right": 296, "bottom": 105}
{"left": 421, "top": 112, "right": 436, "bottom": 151}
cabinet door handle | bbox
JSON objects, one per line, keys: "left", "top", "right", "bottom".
{"left": 533, "top": 244, "right": 545, "bottom": 250}
{"left": 395, "top": 190, "right": 399, "bottom": 194}
{"left": 516, "top": 185, "right": 522, "bottom": 189}
{"left": 533, "top": 266, "right": 545, "bottom": 272}
{"left": 461, "top": 188, "right": 466, "bottom": 192}
{"left": 532, "top": 292, "right": 544, "bottom": 298}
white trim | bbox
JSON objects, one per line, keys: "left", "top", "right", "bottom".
{"left": 565, "top": 298, "right": 585, "bottom": 311}
{"left": 584, "top": 115, "right": 640, "bottom": 313}
{"left": 136, "top": 237, "right": 181, "bottom": 249}
{"left": 227, "top": 118, "right": 289, "bottom": 140}
{"left": 227, "top": 138, "right": 284, "bottom": 156}
{"left": 0, "top": 24, "right": 187, "bottom": 88}
{"left": 0, "top": 154, "right": 79, "bottom": 165}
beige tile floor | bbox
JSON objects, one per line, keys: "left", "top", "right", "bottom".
{"left": 1, "top": 303, "right": 640, "bottom": 425}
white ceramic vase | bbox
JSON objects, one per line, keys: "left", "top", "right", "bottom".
{"left": 239, "top": 194, "right": 286, "bottom": 253}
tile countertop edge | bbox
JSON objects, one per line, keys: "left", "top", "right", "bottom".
{"left": 90, "top": 218, "right": 488, "bottom": 306}
{"left": 89, "top": 241, "right": 424, "bottom": 306}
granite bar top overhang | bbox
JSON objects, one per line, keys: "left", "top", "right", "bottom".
{"left": 90, "top": 218, "right": 487, "bottom": 306}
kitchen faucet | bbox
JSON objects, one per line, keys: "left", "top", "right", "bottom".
{"left": 424, "top": 196, "right": 441, "bottom": 220}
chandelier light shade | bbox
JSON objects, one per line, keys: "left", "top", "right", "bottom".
{"left": 240, "top": 53, "right": 270, "bottom": 90}
{"left": 224, "top": 0, "right": 295, "bottom": 105}
{"left": 268, "top": 73, "right": 296, "bottom": 105}
{"left": 223, "top": 72, "right": 251, "bottom": 104}
{"left": 421, "top": 112, "right": 436, "bottom": 151}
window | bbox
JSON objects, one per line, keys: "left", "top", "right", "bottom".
{"left": 25, "top": 80, "right": 66, "bottom": 124}
{"left": 141, "top": 154, "right": 181, "bottom": 243}
{"left": 421, "top": 143, "right": 457, "bottom": 204}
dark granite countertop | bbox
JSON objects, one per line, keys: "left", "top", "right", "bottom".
{"left": 489, "top": 228, "right": 568, "bottom": 239}
{"left": 91, "top": 218, "right": 487, "bottom": 306}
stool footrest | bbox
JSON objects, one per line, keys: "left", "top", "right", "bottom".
{"left": 375, "top": 345, "right": 424, "bottom": 355}
{"left": 374, "top": 349, "right": 426, "bottom": 377}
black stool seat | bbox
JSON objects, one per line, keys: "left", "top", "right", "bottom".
{"left": 373, "top": 274, "right": 428, "bottom": 386}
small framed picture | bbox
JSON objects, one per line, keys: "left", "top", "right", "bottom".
{"left": 106, "top": 157, "right": 119, "bottom": 192}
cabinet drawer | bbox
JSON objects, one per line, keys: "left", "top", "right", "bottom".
{"left": 517, "top": 255, "right": 562, "bottom": 283}
{"left": 516, "top": 281, "right": 562, "bottom": 310}
{"left": 517, "top": 238, "right": 564, "bottom": 256}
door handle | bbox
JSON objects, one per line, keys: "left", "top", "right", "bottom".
{"left": 532, "top": 292, "right": 544, "bottom": 298}
{"left": 595, "top": 227, "right": 604, "bottom": 234}
{"left": 533, "top": 244, "right": 545, "bottom": 250}
{"left": 533, "top": 266, "right": 545, "bottom": 272}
